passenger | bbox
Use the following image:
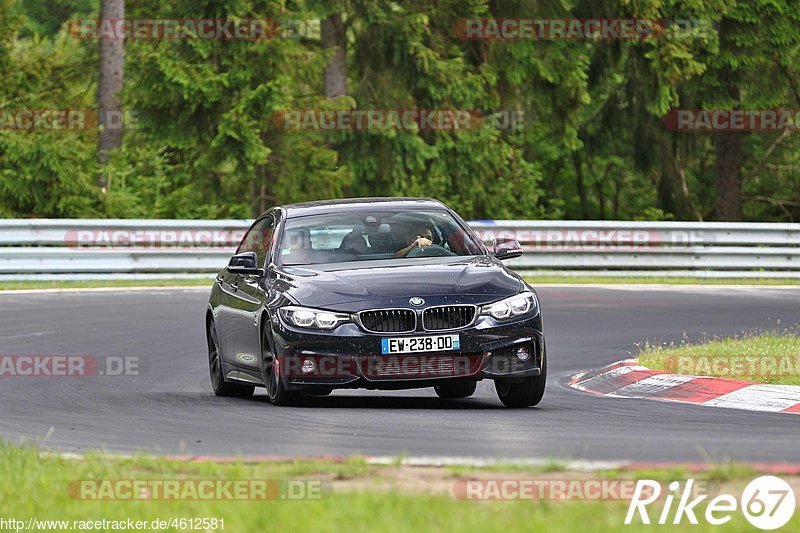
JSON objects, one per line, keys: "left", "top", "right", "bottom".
{"left": 340, "top": 215, "right": 382, "bottom": 254}
{"left": 395, "top": 225, "right": 434, "bottom": 257}
{"left": 284, "top": 228, "right": 312, "bottom": 262}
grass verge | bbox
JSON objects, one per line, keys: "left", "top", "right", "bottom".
{"left": 637, "top": 330, "right": 800, "bottom": 385}
{"left": 2, "top": 443, "right": 798, "bottom": 532}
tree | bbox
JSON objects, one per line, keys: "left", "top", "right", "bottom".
{"left": 96, "top": 0, "right": 125, "bottom": 190}
{"left": 17, "top": 0, "right": 94, "bottom": 37}
{"left": 702, "top": 1, "right": 800, "bottom": 220}
{"left": 0, "top": 2, "right": 100, "bottom": 217}
{"left": 2, "top": 0, "right": 800, "bottom": 222}
{"left": 321, "top": 11, "right": 347, "bottom": 98}
{"left": 712, "top": 17, "right": 744, "bottom": 221}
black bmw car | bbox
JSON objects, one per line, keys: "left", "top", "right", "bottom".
{"left": 206, "top": 197, "right": 546, "bottom": 407}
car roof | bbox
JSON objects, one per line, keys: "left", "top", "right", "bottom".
{"left": 278, "top": 197, "right": 448, "bottom": 218}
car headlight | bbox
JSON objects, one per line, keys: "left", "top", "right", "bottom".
{"left": 481, "top": 291, "right": 538, "bottom": 320}
{"left": 279, "top": 306, "right": 351, "bottom": 329}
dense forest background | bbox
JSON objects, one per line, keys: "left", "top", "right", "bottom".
{"left": 1, "top": 0, "right": 799, "bottom": 221}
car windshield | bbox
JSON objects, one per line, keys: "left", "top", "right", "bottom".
{"left": 278, "top": 209, "right": 484, "bottom": 266}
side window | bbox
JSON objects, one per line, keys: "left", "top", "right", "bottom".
{"left": 237, "top": 215, "right": 276, "bottom": 267}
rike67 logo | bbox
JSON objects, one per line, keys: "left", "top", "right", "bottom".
{"left": 626, "top": 476, "right": 796, "bottom": 530}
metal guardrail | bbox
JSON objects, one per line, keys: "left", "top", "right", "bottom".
{"left": 0, "top": 219, "right": 798, "bottom": 280}
{"left": 471, "top": 220, "right": 800, "bottom": 277}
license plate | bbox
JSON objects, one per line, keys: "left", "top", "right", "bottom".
{"left": 380, "top": 334, "right": 460, "bottom": 355}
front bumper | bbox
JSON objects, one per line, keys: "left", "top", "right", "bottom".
{"left": 270, "top": 311, "right": 544, "bottom": 390}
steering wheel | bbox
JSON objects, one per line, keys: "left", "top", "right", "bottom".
{"left": 404, "top": 244, "right": 456, "bottom": 258}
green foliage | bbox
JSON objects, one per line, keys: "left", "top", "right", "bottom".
{"left": 0, "top": 0, "right": 799, "bottom": 220}
{"left": 15, "top": 0, "right": 95, "bottom": 37}
{"left": 0, "top": 23, "right": 100, "bottom": 217}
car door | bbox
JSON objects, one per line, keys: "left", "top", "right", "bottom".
{"left": 213, "top": 263, "right": 242, "bottom": 359}
{"left": 216, "top": 214, "right": 276, "bottom": 376}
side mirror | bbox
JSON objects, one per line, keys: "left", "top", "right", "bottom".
{"left": 493, "top": 238, "right": 523, "bottom": 260}
{"left": 227, "top": 252, "right": 263, "bottom": 275}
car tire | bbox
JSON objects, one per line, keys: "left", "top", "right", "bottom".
{"left": 434, "top": 381, "right": 477, "bottom": 399}
{"left": 495, "top": 354, "right": 546, "bottom": 408}
{"left": 262, "top": 328, "right": 302, "bottom": 406}
{"left": 207, "top": 319, "right": 255, "bottom": 398}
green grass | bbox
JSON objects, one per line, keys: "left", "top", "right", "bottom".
{"left": 524, "top": 275, "right": 800, "bottom": 285}
{"left": 2, "top": 443, "right": 797, "bottom": 532}
{"left": 444, "top": 459, "right": 569, "bottom": 477}
{"left": 0, "top": 278, "right": 211, "bottom": 291}
{"left": 637, "top": 330, "right": 800, "bottom": 385}
{"left": 601, "top": 463, "right": 759, "bottom": 484}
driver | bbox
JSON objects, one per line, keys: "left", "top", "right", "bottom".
{"left": 395, "top": 225, "right": 434, "bottom": 257}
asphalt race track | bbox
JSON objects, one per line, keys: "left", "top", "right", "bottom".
{"left": 0, "top": 286, "right": 798, "bottom": 463}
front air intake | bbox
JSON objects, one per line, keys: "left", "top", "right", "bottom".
{"left": 357, "top": 309, "right": 417, "bottom": 333}
{"left": 422, "top": 305, "right": 476, "bottom": 331}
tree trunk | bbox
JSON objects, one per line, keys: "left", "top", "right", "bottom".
{"left": 319, "top": 11, "right": 347, "bottom": 201}
{"left": 572, "top": 152, "right": 588, "bottom": 218}
{"left": 96, "top": 0, "right": 125, "bottom": 190}
{"left": 713, "top": 18, "right": 743, "bottom": 221}
{"left": 714, "top": 130, "right": 743, "bottom": 220}
{"left": 321, "top": 13, "right": 347, "bottom": 98}
{"left": 657, "top": 130, "right": 700, "bottom": 220}
{"left": 595, "top": 172, "right": 606, "bottom": 220}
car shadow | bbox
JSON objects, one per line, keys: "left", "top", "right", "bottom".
{"left": 245, "top": 392, "right": 506, "bottom": 410}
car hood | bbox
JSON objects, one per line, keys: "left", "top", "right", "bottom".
{"left": 276, "top": 256, "right": 524, "bottom": 311}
